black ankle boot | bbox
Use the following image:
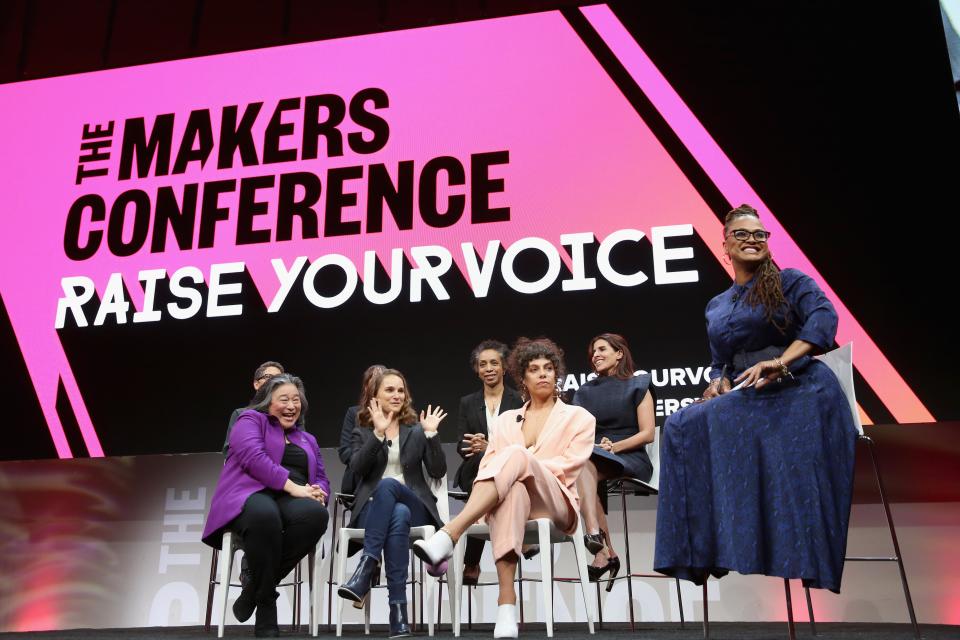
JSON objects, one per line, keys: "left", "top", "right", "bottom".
{"left": 253, "top": 595, "right": 279, "bottom": 637}
{"left": 389, "top": 602, "right": 411, "bottom": 638}
{"left": 232, "top": 584, "right": 256, "bottom": 623}
{"left": 338, "top": 554, "right": 379, "bottom": 603}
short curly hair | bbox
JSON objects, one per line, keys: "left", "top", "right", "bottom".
{"left": 469, "top": 339, "right": 509, "bottom": 371}
{"left": 507, "top": 337, "right": 566, "bottom": 397}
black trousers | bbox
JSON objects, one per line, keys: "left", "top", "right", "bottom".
{"left": 230, "top": 489, "right": 329, "bottom": 602}
{"left": 456, "top": 456, "right": 486, "bottom": 567}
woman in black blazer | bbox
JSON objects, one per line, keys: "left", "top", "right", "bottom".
{"left": 337, "top": 369, "right": 447, "bottom": 638}
{"left": 455, "top": 340, "right": 524, "bottom": 585}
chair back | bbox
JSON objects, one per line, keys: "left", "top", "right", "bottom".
{"left": 646, "top": 423, "right": 662, "bottom": 491}
{"left": 813, "top": 342, "right": 864, "bottom": 435}
{"left": 426, "top": 471, "right": 450, "bottom": 522}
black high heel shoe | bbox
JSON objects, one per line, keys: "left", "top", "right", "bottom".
{"left": 587, "top": 555, "right": 620, "bottom": 590}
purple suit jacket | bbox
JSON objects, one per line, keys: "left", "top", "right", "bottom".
{"left": 202, "top": 409, "right": 330, "bottom": 548}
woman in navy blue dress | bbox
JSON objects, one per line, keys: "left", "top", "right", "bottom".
{"left": 572, "top": 333, "right": 655, "bottom": 582}
{"left": 654, "top": 204, "right": 858, "bottom": 592}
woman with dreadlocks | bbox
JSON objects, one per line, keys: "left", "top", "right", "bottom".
{"left": 653, "top": 204, "right": 858, "bottom": 594}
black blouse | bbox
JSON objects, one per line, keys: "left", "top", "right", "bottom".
{"left": 281, "top": 441, "right": 309, "bottom": 486}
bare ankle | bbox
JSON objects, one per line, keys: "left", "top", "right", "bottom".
{"left": 440, "top": 527, "right": 459, "bottom": 544}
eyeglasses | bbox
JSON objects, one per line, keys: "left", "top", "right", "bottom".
{"left": 726, "top": 229, "right": 771, "bottom": 242}
{"left": 256, "top": 373, "right": 278, "bottom": 383}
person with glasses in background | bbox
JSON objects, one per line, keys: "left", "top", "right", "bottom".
{"left": 654, "top": 205, "right": 858, "bottom": 595}
{"left": 223, "top": 361, "right": 285, "bottom": 455}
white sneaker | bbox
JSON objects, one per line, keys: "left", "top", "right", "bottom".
{"left": 412, "top": 530, "right": 454, "bottom": 565}
{"left": 493, "top": 604, "right": 518, "bottom": 638}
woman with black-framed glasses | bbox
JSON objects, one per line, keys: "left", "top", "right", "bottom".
{"left": 203, "top": 374, "right": 330, "bottom": 637}
{"left": 654, "top": 204, "right": 858, "bottom": 594}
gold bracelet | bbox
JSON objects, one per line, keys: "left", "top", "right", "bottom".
{"left": 773, "top": 357, "right": 790, "bottom": 377}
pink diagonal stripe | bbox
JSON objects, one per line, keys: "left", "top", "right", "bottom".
{"left": 581, "top": 3, "right": 932, "bottom": 424}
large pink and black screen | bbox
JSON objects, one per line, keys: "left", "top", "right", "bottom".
{"left": 0, "top": 5, "right": 951, "bottom": 460}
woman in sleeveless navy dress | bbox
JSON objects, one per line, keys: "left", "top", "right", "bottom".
{"left": 572, "top": 333, "right": 655, "bottom": 582}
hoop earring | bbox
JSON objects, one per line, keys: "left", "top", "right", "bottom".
{"left": 722, "top": 253, "right": 732, "bottom": 265}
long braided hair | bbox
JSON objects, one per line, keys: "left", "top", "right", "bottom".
{"left": 725, "top": 204, "right": 791, "bottom": 333}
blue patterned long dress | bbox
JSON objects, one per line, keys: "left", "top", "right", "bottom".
{"left": 653, "top": 268, "right": 858, "bottom": 592}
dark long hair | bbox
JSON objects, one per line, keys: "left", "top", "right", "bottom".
{"left": 246, "top": 373, "right": 308, "bottom": 428}
{"left": 588, "top": 333, "right": 636, "bottom": 380}
{"left": 357, "top": 368, "right": 419, "bottom": 427}
{"left": 725, "top": 204, "right": 790, "bottom": 333}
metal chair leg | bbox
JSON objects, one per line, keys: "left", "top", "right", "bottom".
{"left": 548, "top": 539, "right": 556, "bottom": 633}
{"left": 518, "top": 562, "right": 525, "bottom": 631}
{"left": 702, "top": 580, "right": 709, "bottom": 639}
{"left": 204, "top": 548, "right": 218, "bottom": 632}
{"left": 308, "top": 549, "right": 317, "bottom": 636}
{"left": 620, "top": 484, "right": 635, "bottom": 631}
{"left": 784, "top": 579, "right": 796, "bottom": 640}
{"left": 293, "top": 561, "right": 302, "bottom": 631}
{"left": 467, "top": 585, "right": 473, "bottom": 631}
{"left": 676, "top": 578, "right": 685, "bottom": 628}
{"left": 864, "top": 436, "right": 920, "bottom": 640}
{"left": 410, "top": 554, "right": 417, "bottom": 632}
{"left": 436, "top": 575, "right": 443, "bottom": 629}
{"left": 326, "top": 497, "right": 340, "bottom": 631}
{"left": 595, "top": 581, "right": 603, "bottom": 629}
{"left": 804, "top": 586, "right": 817, "bottom": 636}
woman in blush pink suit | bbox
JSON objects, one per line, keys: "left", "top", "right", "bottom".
{"left": 413, "top": 337, "right": 595, "bottom": 638}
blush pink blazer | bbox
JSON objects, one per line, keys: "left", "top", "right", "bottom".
{"left": 476, "top": 399, "right": 596, "bottom": 516}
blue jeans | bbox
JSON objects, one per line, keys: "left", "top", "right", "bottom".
{"left": 355, "top": 478, "right": 433, "bottom": 604}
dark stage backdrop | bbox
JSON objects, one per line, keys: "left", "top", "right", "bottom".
{"left": 1, "top": 2, "right": 958, "bottom": 461}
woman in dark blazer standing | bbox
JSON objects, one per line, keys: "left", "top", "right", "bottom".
{"left": 337, "top": 369, "right": 447, "bottom": 638}
{"left": 454, "top": 339, "right": 524, "bottom": 585}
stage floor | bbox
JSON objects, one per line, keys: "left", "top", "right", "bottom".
{"left": 0, "top": 623, "right": 955, "bottom": 639}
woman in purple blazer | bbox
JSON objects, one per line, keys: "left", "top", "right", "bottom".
{"left": 202, "top": 374, "right": 330, "bottom": 638}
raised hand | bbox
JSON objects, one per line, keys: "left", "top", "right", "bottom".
{"left": 368, "top": 398, "right": 394, "bottom": 437}
{"left": 420, "top": 404, "right": 448, "bottom": 433}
